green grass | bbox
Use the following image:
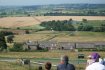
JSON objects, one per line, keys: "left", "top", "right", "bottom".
{"left": 0, "top": 61, "right": 28, "bottom": 70}
{"left": 19, "top": 24, "right": 45, "bottom": 30}
{"left": 73, "top": 20, "right": 105, "bottom": 29}
{"left": 86, "top": 20, "right": 105, "bottom": 26}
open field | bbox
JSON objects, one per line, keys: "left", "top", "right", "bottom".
{"left": 0, "top": 51, "right": 105, "bottom": 60}
{"left": 0, "top": 16, "right": 105, "bottom": 28}
{"left": 52, "top": 32, "right": 105, "bottom": 42}
{"left": 13, "top": 33, "right": 57, "bottom": 42}
{"left": 0, "top": 17, "right": 40, "bottom": 28}
{"left": 13, "top": 31, "right": 105, "bottom": 42}
{"left": 0, "top": 61, "right": 28, "bottom": 70}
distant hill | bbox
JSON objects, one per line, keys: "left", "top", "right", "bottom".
{"left": 0, "top": 4, "right": 105, "bottom": 17}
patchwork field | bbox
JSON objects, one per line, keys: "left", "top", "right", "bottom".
{"left": 0, "top": 16, "right": 105, "bottom": 28}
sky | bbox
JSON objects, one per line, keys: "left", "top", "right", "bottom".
{"left": 0, "top": 0, "right": 105, "bottom": 6}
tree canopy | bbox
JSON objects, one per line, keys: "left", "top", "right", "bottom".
{"left": 0, "top": 32, "right": 8, "bottom": 51}
{"left": 40, "top": 20, "right": 76, "bottom": 31}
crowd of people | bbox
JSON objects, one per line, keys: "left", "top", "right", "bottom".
{"left": 38, "top": 52, "right": 105, "bottom": 70}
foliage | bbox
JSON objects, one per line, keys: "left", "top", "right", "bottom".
{"left": 7, "top": 35, "right": 14, "bottom": 43}
{"left": 78, "top": 24, "right": 93, "bottom": 31}
{"left": 0, "top": 32, "right": 8, "bottom": 51}
{"left": 1, "top": 31, "right": 13, "bottom": 36}
{"left": 101, "top": 23, "right": 105, "bottom": 32}
{"left": 40, "top": 20, "right": 76, "bottom": 31}
{"left": 82, "top": 18, "right": 87, "bottom": 23}
{"left": 93, "top": 23, "right": 105, "bottom": 32}
{"left": 9, "top": 43, "right": 23, "bottom": 52}
{"left": 25, "top": 30, "right": 30, "bottom": 34}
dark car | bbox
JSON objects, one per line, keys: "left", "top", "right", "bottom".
{"left": 78, "top": 54, "right": 85, "bottom": 59}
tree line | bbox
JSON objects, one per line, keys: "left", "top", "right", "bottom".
{"left": 40, "top": 20, "right": 75, "bottom": 31}
{"left": 40, "top": 19, "right": 105, "bottom": 32}
{"left": 44, "top": 10, "right": 105, "bottom": 16}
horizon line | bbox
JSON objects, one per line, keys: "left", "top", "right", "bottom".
{"left": 0, "top": 3, "right": 105, "bottom": 6}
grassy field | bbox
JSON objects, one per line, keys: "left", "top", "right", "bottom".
{"left": 13, "top": 33, "right": 57, "bottom": 42}
{"left": 0, "top": 16, "right": 105, "bottom": 28}
{"left": 13, "top": 31, "right": 105, "bottom": 42}
{"left": 0, "top": 51, "right": 105, "bottom": 59}
{"left": 52, "top": 31, "right": 105, "bottom": 42}
{"left": 19, "top": 24, "right": 45, "bottom": 30}
{"left": 0, "top": 61, "right": 28, "bottom": 70}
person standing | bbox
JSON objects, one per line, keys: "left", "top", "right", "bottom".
{"left": 38, "top": 66, "right": 43, "bottom": 70}
{"left": 57, "top": 55, "right": 75, "bottom": 70}
{"left": 86, "top": 55, "right": 95, "bottom": 66}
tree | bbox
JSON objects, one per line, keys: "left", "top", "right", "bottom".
{"left": 1, "top": 31, "right": 13, "bottom": 36}
{"left": 40, "top": 20, "right": 76, "bottom": 31}
{"left": 78, "top": 25, "right": 84, "bottom": 31}
{"left": 93, "top": 27, "right": 101, "bottom": 32}
{"left": 82, "top": 18, "right": 87, "bottom": 23}
{"left": 25, "top": 30, "right": 30, "bottom": 34}
{"left": 7, "top": 35, "right": 14, "bottom": 43}
{"left": 9, "top": 43, "right": 23, "bottom": 52}
{"left": 78, "top": 24, "right": 93, "bottom": 31}
{"left": 101, "top": 23, "right": 105, "bottom": 32}
{"left": 0, "top": 32, "right": 8, "bottom": 51}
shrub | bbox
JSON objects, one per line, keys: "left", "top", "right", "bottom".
{"left": 9, "top": 43, "right": 23, "bottom": 52}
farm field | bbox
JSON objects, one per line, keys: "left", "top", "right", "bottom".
{"left": 0, "top": 16, "right": 105, "bottom": 28}
{"left": 13, "top": 33, "right": 57, "bottom": 42}
{"left": 13, "top": 31, "right": 105, "bottom": 42}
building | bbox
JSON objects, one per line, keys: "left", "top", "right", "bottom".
{"left": 94, "top": 42, "right": 105, "bottom": 49}
{"left": 23, "top": 41, "right": 105, "bottom": 50}
{"left": 76, "top": 42, "right": 95, "bottom": 49}
{"left": 23, "top": 41, "right": 57, "bottom": 51}
{"left": 58, "top": 42, "right": 75, "bottom": 50}
{"left": 23, "top": 41, "right": 38, "bottom": 51}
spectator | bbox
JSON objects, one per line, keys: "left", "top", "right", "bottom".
{"left": 38, "top": 66, "right": 43, "bottom": 70}
{"left": 99, "top": 58, "right": 104, "bottom": 64}
{"left": 45, "top": 62, "right": 52, "bottom": 70}
{"left": 86, "top": 55, "right": 94, "bottom": 66}
{"left": 103, "top": 58, "right": 105, "bottom": 66}
{"left": 85, "top": 52, "right": 105, "bottom": 70}
{"left": 57, "top": 55, "right": 75, "bottom": 70}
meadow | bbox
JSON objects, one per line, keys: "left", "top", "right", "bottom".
{"left": 13, "top": 31, "right": 105, "bottom": 42}
{"left": 0, "top": 61, "right": 28, "bottom": 70}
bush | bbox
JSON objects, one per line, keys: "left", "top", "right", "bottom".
{"left": 9, "top": 43, "right": 23, "bottom": 52}
{"left": 78, "top": 24, "right": 93, "bottom": 31}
